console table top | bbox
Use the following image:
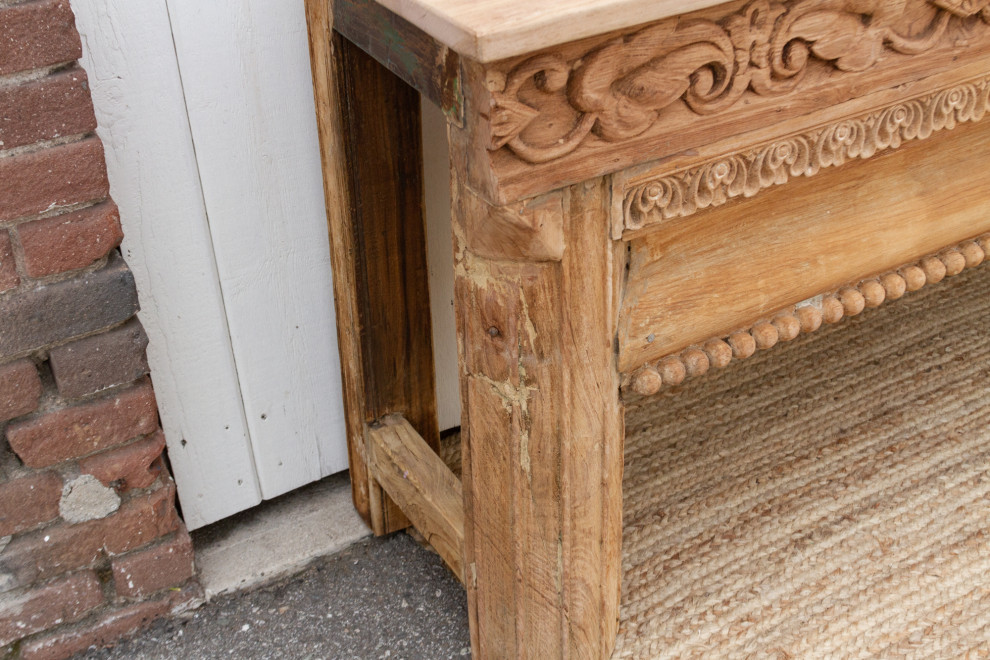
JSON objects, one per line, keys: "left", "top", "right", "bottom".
{"left": 372, "top": 0, "right": 726, "bottom": 62}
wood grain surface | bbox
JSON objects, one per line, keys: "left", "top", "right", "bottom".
{"left": 372, "top": 0, "right": 728, "bottom": 62}
{"left": 618, "top": 115, "right": 990, "bottom": 372}
{"left": 481, "top": 0, "right": 990, "bottom": 203}
{"left": 306, "top": 1, "right": 439, "bottom": 534}
{"left": 334, "top": 0, "right": 463, "bottom": 122}
{"left": 368, "top": 415, "right": 464, "bottom": 581}
{"left": 451, "top": 171, "right": 625, "bottom": 659}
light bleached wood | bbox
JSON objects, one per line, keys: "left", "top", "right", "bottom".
{"left": 617, "top": 115, "right": 990, "bottom": 373}
{"left": 477, "top": 0, "right": 990, "bottom": 203}
{"left": 625, "top": 236, "right": 989, "bottom": 396}
{"left": 321, "top": 1, "right": 990, "bottom": 657}
{"left": 73, "top": 0, "right": 262, "bottom": 529}
{"left": 367, "top": 414, "right": 464, "bottom": 580}
{"left": 166, "top": 0, "right": 349, "bottom": 500}
{"left": 373, "top": 0, "right": 728, "bottom": 62}
{"left": 618, "top": 74, "right": 990, "bottom": 236}
{"left": 451, "top": 164, "right": 625, "bottom": 658}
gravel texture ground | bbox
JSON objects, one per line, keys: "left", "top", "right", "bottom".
{"left": 75, "top": 533, "right": 470, "bottom": 659}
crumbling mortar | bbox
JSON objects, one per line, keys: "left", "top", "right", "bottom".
{"left": 0, "top": 61, "right": 73, "bottom": 89}
{"left": 0, "top": 132, "right": 93, "bottom": 161}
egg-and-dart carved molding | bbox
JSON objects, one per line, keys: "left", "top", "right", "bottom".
{"left": 489, "top": 0, "right": 990, "bottom": 165}
{"left": 619, "top": 75, "right": 990, "bottom": 232}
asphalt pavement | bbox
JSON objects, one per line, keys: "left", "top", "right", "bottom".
{"left": 75, "top": 533, "right": 470, "bottom": 659}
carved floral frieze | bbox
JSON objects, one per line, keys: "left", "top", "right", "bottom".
{"left": 619, "top": 76, "right": 990, "bottom": 232}
{"left": 489, "top": 0, "right": 990, "bottom": 165}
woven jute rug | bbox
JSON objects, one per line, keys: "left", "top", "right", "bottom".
{"left": 616, "top": 263, "right": 990, "bottom": 658}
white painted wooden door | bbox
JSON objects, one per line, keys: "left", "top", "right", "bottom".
{"left": 71, "top": 0, "right": 459, "bottom": 530}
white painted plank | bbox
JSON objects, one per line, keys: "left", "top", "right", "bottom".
{"left": 72, "top": 0, "right": 262, "bottom": 529}
{"left": 422, "top": 99, "right": 460, "bottom": 432}
{"left": 164, "top": 0, "right": 348, "bottom": 498}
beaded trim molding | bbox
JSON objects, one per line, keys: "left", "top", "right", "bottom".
{"left": 623, "top": 234, "right": 990, "bottom": 397}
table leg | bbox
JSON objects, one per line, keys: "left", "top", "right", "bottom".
{"left": 306, "top": 7, "right": 440, "bottom": 535}
{"left": 450, "top": 178, "right": 626, "bottom": 659}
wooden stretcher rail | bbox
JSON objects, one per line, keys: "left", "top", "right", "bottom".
{"left": 367, "top": 414, "right": 465, "bottom": 582}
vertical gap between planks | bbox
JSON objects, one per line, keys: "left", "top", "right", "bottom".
{"left": 160, "top": 0, "right": 262, "bottom": 495}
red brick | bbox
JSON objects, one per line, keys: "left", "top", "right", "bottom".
{"left": 21, "top": 601, "right": 168, "bottom": 660}
{"left": 0, "top": 519, "right": 105, "bottom": 592}
{"left": 19, "top": 582, "right": 203, "bottom": 660}
{"left": 0, "top": 470, "right": 60, "bottom": 537}
{"left": 48, "top": 318, "right": 149, "bottom": 399}
{"left": 112, "top": 529, "right": 194, "bottom": 599}
{"left": 0, "top": 482, "right": 180, "bottom": 592}
{"left": 17, "top": 201, "right": 123, "bottom": 277}
{"left": 0, "top": 0, "right": 81, "bottom": 76}
{"left": 0, "top": 66, "right": 95, "bottom": 151}
{"left": 0, "top": 359, "right": 41, "bottom": 422}
{"left": 6, "top": 378, "right": 158, "bottom": 467}
{"left": 79, "top": 430, "right": 165, "bottom": 492}
{"left": 19, "top": 597, "right": 169, "bottom": 660}
{"left": 0, "top": 571, "right": 103, "bottom": 646}
{"left": 0, "top": 230, "right": 18, "bottom": 293}
{"left": 0, "top": 252, "right": 139, "bottom": 358}
{"left": 0, "top": 137, "right": 108, "bottom": 221}
{"left": 102, "top": 481, "right": 181, "bottom": 556}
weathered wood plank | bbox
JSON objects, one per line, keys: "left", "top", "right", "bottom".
{"left": 167, "top": 0, "right": 350, "bottom": 500}
{"left": 333, "top": 0, "right": 462, "bottom": 123}
{"left": 368, "top": 414, "right": 464, "bottom": 581}
{"left": 305, "top": 0, "right": 439, "bottom": 534}
{"left": 618, "top": 113, "right": 990, "bottom": 372}
{"left": 451, "top": 167, "right": 625, "bottom": 658}
{"left": 73, "top": 0, "right": 263, "bottom": 529}
{"left": 372, "top": 0, "right": 730, "bottom": 62}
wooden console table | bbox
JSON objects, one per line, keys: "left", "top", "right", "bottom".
{"left": 305, "top": 1, "right": 990, "bottom": 656}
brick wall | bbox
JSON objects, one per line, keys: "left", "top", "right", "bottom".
{"left": 0, "top": 2, "right": 201, "bottom": 657}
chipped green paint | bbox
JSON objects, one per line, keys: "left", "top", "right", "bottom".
{"left": 442, "top": 69, "right": 464, "bottom": 126}
{"left": 335, "top": 0, "right": 464, "bottom": 125}
{"left": 382, "top": 21, "right": 420, "bottom": 78}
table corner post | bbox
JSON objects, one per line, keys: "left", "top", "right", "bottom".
{"left": 449, "top": 160, "right": 625, "bottom": 657}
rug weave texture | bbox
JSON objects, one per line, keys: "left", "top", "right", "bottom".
{"left": 616, "top": 264, "right": 990, "bottom": 659}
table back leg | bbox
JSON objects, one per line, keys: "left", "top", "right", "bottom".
{"left": 306, "top": 2, "right": 440, "bottom": 535}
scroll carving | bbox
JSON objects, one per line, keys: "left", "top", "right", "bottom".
{"left": 489, "top": 0, "right": 990, "bottom": 165}
{"left": 621, "top": 76, "right": 990, "bottom": 232}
